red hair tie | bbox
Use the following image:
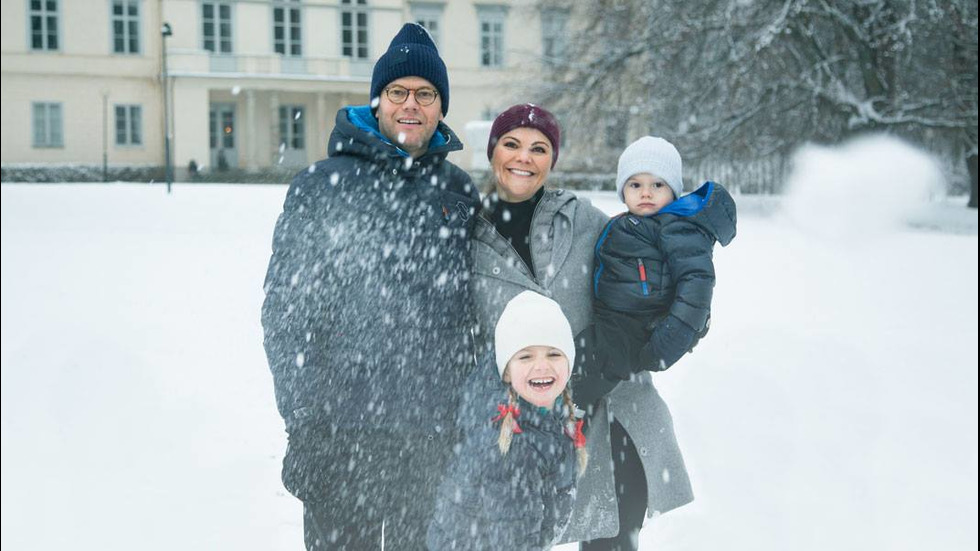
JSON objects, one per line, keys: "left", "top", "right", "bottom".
{"left": 491, "top": 404, "right": 523, "bottom": 434}
{"left": 567, "top": 419, "right": 586, "bottom": 449}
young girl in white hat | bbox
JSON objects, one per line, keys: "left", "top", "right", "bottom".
{"left": 427, "top": 290, "right": 587, "bottom": 550}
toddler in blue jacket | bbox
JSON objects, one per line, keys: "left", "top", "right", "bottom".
{"left": 427, "top": 291, "right": 587, "bottom": 550}
{"left": 582, "top": 136, "right": 736, "bottom": 396}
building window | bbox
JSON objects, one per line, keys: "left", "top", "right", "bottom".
{"left": 279, "top": 106, "right": 305, "bottom": 150}
{"left": 412, "top": 4, "right": 442, "bottom": 50}
{"left": 341, "top": 0, "right": 369, "bottom": 59}
{"left": 273, "top": 0, "right": 301, "bottom": 56}
{"left": 115, "top": 104, "right": 142, "bottom": 146}
{"left": 203, "top": 2, "right": 232, "bottom": 54}
{"left": 477, "top": 6, "right": 506, "bottom": 68}
{"left": 32, "top": 102, "right": 63, "bottom": 147}
{"left": 29, "top": 0, "right": 59, "bottom": 51}
{"left": 541, "top": 8, "right": 568, "bottom": 65}
{"left": 111, "top": 0, "right": 140, "bottom": 54}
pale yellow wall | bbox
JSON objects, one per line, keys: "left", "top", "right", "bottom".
{"left": 172, "top": 81, "right": 210, "bottom": 168}
{"left": 163, "top": 0, "right": 201, "bottom": 51}
{"left": 1, "top": 0, "right": 27, "bottom": 52}
{"left": 237, "top": 2, "right": 270, "bottom": 56}
{"left": 2, "top": 0, "right": 547, "bottom": 173}
{"left": 440, "top": 0, "right": 546, "bottom": 168}
{"left": 107, "top": 76, "right": 165, "bottom": 165}
{"left": 251, "top": 90, "right": 274, "bottom": 167}
{"left": 370, "top": 0, "right": 404, "bottom": 60}
{"left": 3, "top": 0, "right": 161, "bottom": 63}
{"left": 307, "top": 2, "right": 335, "bottom": 59}
{"left": 2, "top": 72, "right": 163, "bottom": 165}
{"left": 65, "top": 0, "right": 111, "bottom": 56}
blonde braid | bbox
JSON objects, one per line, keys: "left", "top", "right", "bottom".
{"left": 497, "top": 387, "right": 519, "bottom": 455}
{"left": 562, "top": 388, "right": 589, "bottom": 475}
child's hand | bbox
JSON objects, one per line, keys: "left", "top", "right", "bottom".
{"left": 638, "top": 315, "right": 698, "bottom": 371}
{"left": 598, "top": 344, "right": 635, "bottom": 381}
{"left": 570, "top": 325, "right": 619, "bottom": 409}
{"left": 571, "top": 371, "right": 619, "bottom": 412}
{"left": 593, "top": 309, "right": 649, "bottom": 381}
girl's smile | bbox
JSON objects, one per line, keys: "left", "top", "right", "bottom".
{"left": 503, "top": 345, "right": 570, "bottom": 409}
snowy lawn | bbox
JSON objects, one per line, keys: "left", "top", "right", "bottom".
{"left": 2, "top": 172, "right": 977, "bottom": 549}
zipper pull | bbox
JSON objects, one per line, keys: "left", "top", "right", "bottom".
{"left": 637, "top": 258, "right": 649, "bottom": 296}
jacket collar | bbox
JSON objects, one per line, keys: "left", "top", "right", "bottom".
{"left": 476, "top": 188, "right": 575, "bottom": 228}
{"left": 513, "top": 395, "right": 568, "bottom": 429}
{"left": 330, "top": 105, "right": 459, "bottom": 163}
{"left": 474, "top": 188, "right": 579, "bottom": 289}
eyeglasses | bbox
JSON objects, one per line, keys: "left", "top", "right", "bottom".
{"left": 384, "top": 85, "right": 439, "bottom": 106}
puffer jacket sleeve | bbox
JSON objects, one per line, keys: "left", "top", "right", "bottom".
{"left": 658, "top": 219, "right": 716, "bottom": 333}
{"left": 261, "top": 168, "right": 334, "bottom": 431}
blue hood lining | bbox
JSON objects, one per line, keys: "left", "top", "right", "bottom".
{"left": 657, "top": 181, "right": 715, "bottom": 217}
{"left": 345, "top": 105, "right": 448, "bottom": 158}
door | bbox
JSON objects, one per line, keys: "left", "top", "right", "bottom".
{"left": 209, "top": 103, "right": 238, "bottom": 170}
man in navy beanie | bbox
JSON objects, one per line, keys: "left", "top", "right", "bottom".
{"left": 262, "top": 22, "right": 479, "bottom": 550}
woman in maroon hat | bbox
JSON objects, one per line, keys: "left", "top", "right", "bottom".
{"left": 465, "top": 103, "right": 694, "bottom": 550}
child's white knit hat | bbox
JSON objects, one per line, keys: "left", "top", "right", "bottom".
{"left": 494, "top": 291, "right": 575, "bottom": 378}
{"left": 616, "top": 136, "right": 684, "bottom": 201}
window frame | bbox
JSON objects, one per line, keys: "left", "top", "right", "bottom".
{"left": 272, "top": 0, "right": 302, "bottom": 57}
{"left": 202, "top": 1, "right": 233, "bottom": 55}
{"left": 278, "top": 105, "right": 305, "bottom": 151}
{"left": 340, "top": 0, "right": 370, "bottom": 60}
{"left": 411, "top": 3, "right": 442, "bottom": 50}
{"left": 114, "top": 104, "right": 143, "bottom": 147}
{"left": 477, "top": 5, "right": 507, "bottom": 68}
{"left": 110, "top": 0, "right": 142, "bottom": 55}
{"left": 32, "top": 101, "right": 64, "bottom": 148}
{"left": 28, "top": 0, "right": 60, "bottom": 52}
{"left": 540, "top": 7, "right": 569, "bottom": 66}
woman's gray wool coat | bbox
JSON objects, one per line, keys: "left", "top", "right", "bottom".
{"left": 470, "top": 189, "right": 694, "bottom": 542}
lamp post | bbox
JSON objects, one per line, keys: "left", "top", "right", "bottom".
{"left": 102, "top": 90, "right": 109, "bottom": 183}
{"left": 161, "top": 22, "right": 173, "bottom": 193}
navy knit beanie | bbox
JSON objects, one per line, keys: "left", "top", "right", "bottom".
{"left": 487, "top": 104, "right": 561, "bottom": 168}
{"left": 370, "top": 23, "right": 449, "bottom": 116}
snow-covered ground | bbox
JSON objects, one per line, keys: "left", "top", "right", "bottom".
{"left": 2, "top": 140, "right": 978, "bottom": 550}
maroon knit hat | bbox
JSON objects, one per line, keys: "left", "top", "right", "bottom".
{"left": 487, "top": 103, "right": 561, "bottom": 168}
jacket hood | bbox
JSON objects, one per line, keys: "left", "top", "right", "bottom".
{"left": 659, "top": 181, "right": 737, "bottom": 246}
{"left": 327, "top": 105, "right": 462, "bottom": 163}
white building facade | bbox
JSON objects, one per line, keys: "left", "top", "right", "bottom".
{"left": 1, "top": 0, "right": 566, "bottom": 178}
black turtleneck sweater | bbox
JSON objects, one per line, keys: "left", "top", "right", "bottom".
{"left": 486, "top": 187, "right": 545, "bottom": 277}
